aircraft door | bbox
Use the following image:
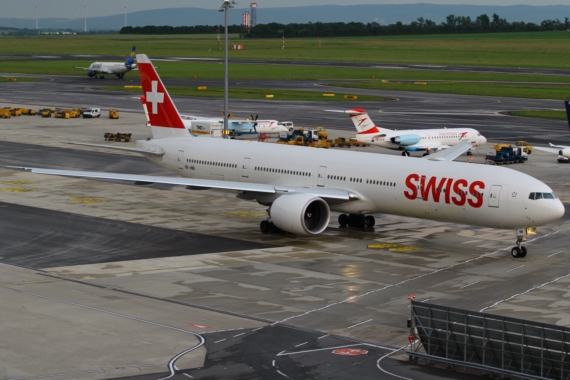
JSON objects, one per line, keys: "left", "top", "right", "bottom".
{"left": 241, "top": 158, "right": 251, "bottom": 178}
{"left": 471, "top": 133, "right": 476, "bottom": 144}
{"left": 178, "top": 150, "right": 184, "bottom": 170}
{"left": 489, "top": 185, "right": 501, "bottom": 208}
{"left": 317, "top": 166, "right": 327, "bottom": 187}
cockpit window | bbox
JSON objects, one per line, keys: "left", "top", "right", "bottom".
{"left": 529, "top": 192, "right": 556, "bottom": 200}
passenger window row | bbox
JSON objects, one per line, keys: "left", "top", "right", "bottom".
{"left": 188, "top": 159, "right": 237, "bottom": 168}
{"left": 255, "top": 167, "right": 311, "bottom": 177}
{"left": 367, "top": 179, "right": 396, "bottom": 187}
{"left": 327, "top": 175, "right": 346, "bottom": 181}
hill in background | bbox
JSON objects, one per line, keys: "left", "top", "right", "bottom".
{"left": 1, "top": 4, "right": 569, "bottom": 31}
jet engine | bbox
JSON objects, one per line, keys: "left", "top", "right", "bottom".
{"left": 390, "top": 134, "right": 420, "bottom": 146}
{"left": 87, "top": 70, "right": 96, "bottom": 77}
{"left": 270, "top": 194, "right": 330, "bottom": 235}
{"left": 559, "top": 148, "right": 570, "bottom": 158}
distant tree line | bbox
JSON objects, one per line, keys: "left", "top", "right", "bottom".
{"left": 120, "top": 25, "right": 244, "bottom": 35}
{"left": 119, "top": 14, "right": 570, "bottom": 37}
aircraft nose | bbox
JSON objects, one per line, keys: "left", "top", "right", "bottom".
{"left": 550, "top": 200, "right": 565, "bottom": 221}
{"left": 480, "top": 136, "right": 487, "bottom": 144}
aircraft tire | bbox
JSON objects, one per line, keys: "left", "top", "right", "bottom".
{"left": 357, "top": 214, "right": 366, "bottom": 228}
{"left": 401, "top": 152, "right": 406, "bottom": 156}
{"left": 338, "top": 214, "right": 348, "bottom": 227}
{"left": 365, "top": 215, "right": 375, "bottom": 228}
{"left": 511, "top": 247, "right": 521, "bottom": 258}
{"left": 347, "top": 214, "right": 358, "bottom": 227}
{"left": 260, "top": 220, "right": 269, "bottom": 233}
{"left": 520, "top": 246, "right": 527, "bottom": 257}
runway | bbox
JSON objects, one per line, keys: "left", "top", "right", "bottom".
{"left": 1, "top": 76, "right": 570, "bottom": 379}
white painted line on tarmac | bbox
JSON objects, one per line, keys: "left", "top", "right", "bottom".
{"left": 347, "top": 319, "right": 373, "bottom": 329}
{"left": 252, "top": 327, "right": 263, "bottom": 331}
{"left": 506, "top": 265, "right": 524, "bottom": 272}
{"left": 294, "top": 342, "right": 308, "bottom": 348}
{"left": 421, "top": 299, "right": 430, "bottom": 303}
{"left": 233, "top": 333, "right": 245, "bottom": 337}
{"left": 272, "top": 360, "right": 276, "bottom": 367}
{"left": 277, "top": 370, "right": 291, "bottom": 378}
{"left": 460, "top": 281, "right": 479, "bottom": 289}
{"left": 317, "top": 334, "right": 329, "bottom": 340}
{"left": 183, "top": 373, "right": 194, "bottom": 378}
{"left": 548, "top": 251, "right": 563, "bottom": 257}
{"left": 214, "top": 339, "right": 226, "bottom": 344}
{"left": 277, "top": 343, "right": 392, "bottom": 357}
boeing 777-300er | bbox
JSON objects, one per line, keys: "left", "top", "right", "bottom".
{"left": 74, "top": 46, "right": 137, "bottom": 79}
{"left": 329, "top": 108, "right": 487, "bottom": 156}
{"left": 533, "top": 101, "right": 570, "bottom": 161}
{"left": 13, "top": 54, "right": 564, "bottom": 259}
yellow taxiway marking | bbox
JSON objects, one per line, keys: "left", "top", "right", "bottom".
{"left": 1, "top": 180, "right": 38, "bottom": 185}
{"left": 367, "top": 243, "right": 422, "bottom": 252}
{"left": 68, "top": 198, "right": 109, "bottom": 204}
{"left": 0, "top": 188, "right": 37, "bottom": 193}
{"left": 222, "top": 211, "right": 266, "bottom": 218}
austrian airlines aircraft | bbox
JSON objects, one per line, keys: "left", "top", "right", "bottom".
{"left": 533, "top": 101, "right": 570, "bottom": 160}
{"left": 16, "top": 54, "right": 564, "bottom": 259}
{"left": 331, "top": 108, "right": 487, "bottom": 156}
{"left": 74, "top": 46, "right": 137, "bottom": 79}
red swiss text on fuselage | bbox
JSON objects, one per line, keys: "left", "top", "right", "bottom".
{"left": 404, "top": 174, "right": 485, "bottom": 208}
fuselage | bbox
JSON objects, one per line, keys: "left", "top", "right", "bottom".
{"left": 137, "top": 136, "right": 563, "bottom": 230}
{"left": 89, "top": 62, "right": 136, "bottom": 75}
{"left": 357, "top": 128, "right": 486, "bottom": 152}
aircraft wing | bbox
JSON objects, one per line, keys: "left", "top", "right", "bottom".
{"left": 533, "top": 146, "right": 563, "bottom": 155}
{"left": 73, "top": 66, "right": 91, "bottom": 70}
{"left": 62, "top": 141, "right": 165, "bottom": 156}
{"left": 8, "top": 167, "right": 357, "bottom": 202}
{"left": 549, "top": 143, "right": 569, "bottom": 150}
{"left": 422, "top": 141, "right": 473, "bottom": 161}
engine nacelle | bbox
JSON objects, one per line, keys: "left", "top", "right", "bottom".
{"left": 270, "top": 194, "right": 330, "bottom": 235}
{"left": 87, "top": 70, "right": 96, "bottom": 77}
{"left": 559, "top": 148, "right": 570, "bottom": 158}
{"left": 390, "top": 134, "right": 420, "bottom": 146}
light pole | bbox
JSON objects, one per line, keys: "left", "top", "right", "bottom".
{"left": 219, "top": 0, "right": 236, "bottom": 138}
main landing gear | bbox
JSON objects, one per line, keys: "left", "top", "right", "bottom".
{"left": 401, "top": 151, "right": 411, "bottom": 157}
{"left": 338, "top": 214, "right": 375, "bottom": 228}
{"left": 511, "top": 230, "right": 528, "bottom": 258}
{"left": 259, "top": 219, "right": 284, "bottom": 234}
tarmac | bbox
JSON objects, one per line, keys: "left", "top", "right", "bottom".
{"left": 0, "top": 95, "right": 569, "bottom": 379}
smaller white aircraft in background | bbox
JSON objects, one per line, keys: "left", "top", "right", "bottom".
{"left": 74, "top": 46, "right": 137, "bottom": 79}
{"left": 329, "top": 108, "right": 487, "bottom": 156}
{"left": 533, "top": 101, "right": 570, "bottom": 162}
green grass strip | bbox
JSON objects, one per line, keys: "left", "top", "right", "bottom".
{"left": 509, "top": 110, "right": 568, "bottom": 121}
{"left": 330, "top": 81, "right": 570, "bottom": 101}
{"left": 105, "top": 85, "right": 384, "bottom": 101}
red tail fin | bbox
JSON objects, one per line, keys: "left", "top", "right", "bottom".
{"left": 137, "top": 54, "right": 188, "bottom": 137}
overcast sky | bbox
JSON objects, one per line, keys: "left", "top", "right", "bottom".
{"left": 2, "top": 1, "right": 570, "bottom": 19}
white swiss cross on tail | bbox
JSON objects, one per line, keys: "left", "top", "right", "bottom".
{"left": 146, "top": 81, "right": 164, "bottom": 114}
{"left": 137, "top": 54, "right": 187, "bottom": 135}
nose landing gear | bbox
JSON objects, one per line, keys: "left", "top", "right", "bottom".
{"left": 511, "top": 230, "right": 528, "bottom": 258}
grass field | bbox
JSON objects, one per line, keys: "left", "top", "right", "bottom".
{"left": 331, "top": 81, "right": 570, "bottom": 101}
{"left": 0, "top": 31, "right": 569, "bottom": 68}
{"left": 108, "top": 85, "right": 383, "bottom": 101}
{"left": 509, "top": 110, "right": 568, "bottom": 120}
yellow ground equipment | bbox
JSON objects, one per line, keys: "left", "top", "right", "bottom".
{"left": 332, "top": 137, "right": 350, "bottom": 147}
{"left": 104, "top": 132, "right": 131, "bottom": 142}
{"left": 109, "top": 108, "right": 119, "bottom": 119}
{"left": 0, "top": 109, "right": 11, "bottom": 118}
{"left": 314, "top": 126, "right": 328, "bottom": 140}
{"left": 516, "top": 141, "right": 532, "bottom": 154}
{"left": 348, "top": 138, "right": 369, "bottom": 148}
{"left": 493, "top": 143, "right": 511, "bottom": 151}
{"left": 277, "top": 136, "right": 330, "bottom": 148}
{"left": 54, "top": 110, "right": 70, "bottom": 119}
{"left": 19, "top": 108, "right": 37, "bottom": 116}
{"left": 40, "top": 109, "right": 52, "bottom": 118}
{"left": 4, "top": 107, "right": 21, "bottom": 116}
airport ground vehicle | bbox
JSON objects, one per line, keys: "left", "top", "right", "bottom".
{"left": 332, "top": 137, "right": 349, "bottom": 147}
{"left": 486, "top": 146, "right": 527, "bottom": 165}
{"left": 83, "top": 108, "right": 101, "bottom": 118}
{"left": 0, "top": 109, "right": 11, "bottom": 118}
{"left": 104, "top": 132, "right": 131, "bottom": 142}
{"left": 109, "top": 108, "right": 119, "bottom": 119}
{"left": 3, "top": 107, "right": 21, "bottom": 116}
{"left": 19, "top": 108, "right": 37, "bottom": 116}
{"left": 40, "top": 109, "right": 52, "bottom": 118}
{"left": 516, "top": 141, "right": 533, "bottom": 154}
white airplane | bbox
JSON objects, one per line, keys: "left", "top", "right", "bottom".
{"left": 330, "top": 108, "right": 487, "bottom": 156}
{"left": 176, "top": 113, "right": 289, "bottom": 137}
{"left": 533, "top": 101, "right": 570, "bottom": 161}
{"left": 74, "top": 46, "right": 137, "bottom": 79}
{"left": 13, "top": 54, "right": 564, "bottom": 259}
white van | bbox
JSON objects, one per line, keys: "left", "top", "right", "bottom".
{"left": 83, "top": 108, "right": 101, "bottom": 118}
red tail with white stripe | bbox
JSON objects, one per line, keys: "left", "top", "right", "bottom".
{"left": 347, "top": 108, "right": 385, "bottom": 135}
{"left": 137, "top": 54, "right": 189, "bottom": 138}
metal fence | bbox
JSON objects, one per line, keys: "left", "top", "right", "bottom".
{"left": 407, "top": 301, "right": 570, "bottom": 380}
